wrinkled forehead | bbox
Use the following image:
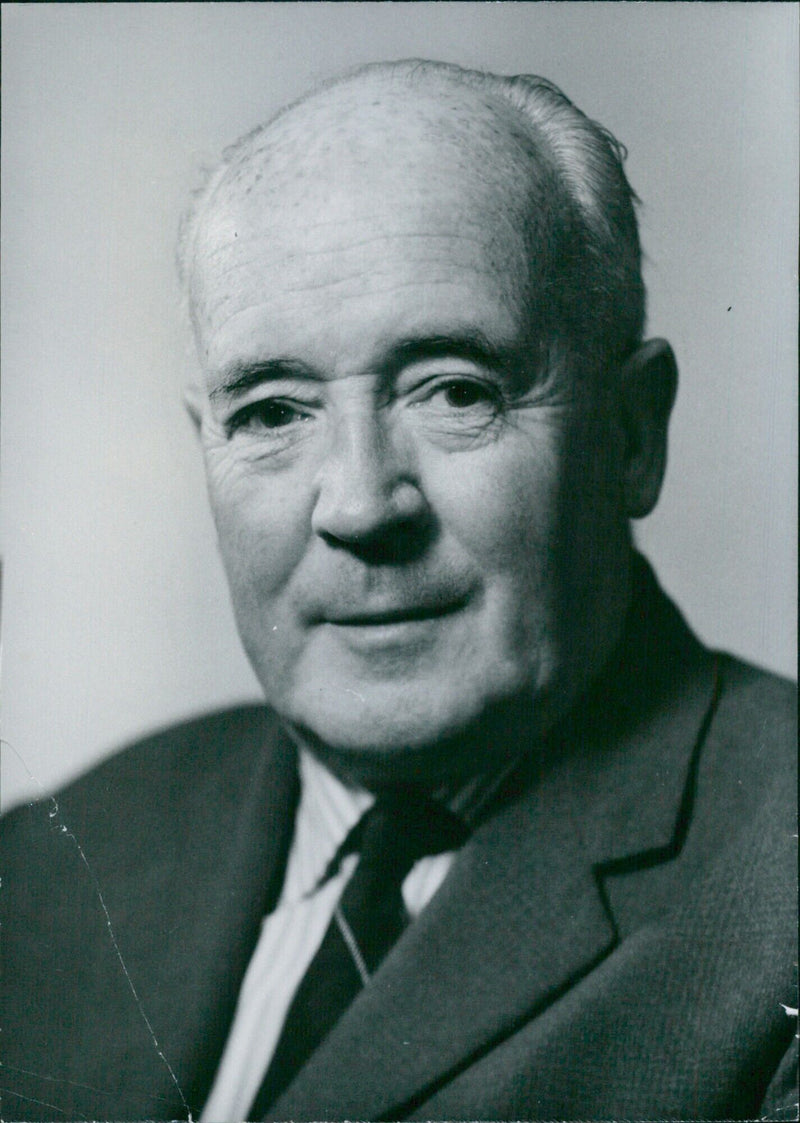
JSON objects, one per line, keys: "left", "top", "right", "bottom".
{"left": 188, "top": 81, "right": 559, "bottom": 322}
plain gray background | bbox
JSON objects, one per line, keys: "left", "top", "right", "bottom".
{"left": 2, "top": 2, "right": 797, "bottom": 811}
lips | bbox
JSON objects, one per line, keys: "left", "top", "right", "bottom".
{"left": 298, "top": 567, "right": 477, "bottom": 630}
{"left": 326, "top": 599, "right": 468, "bottom": 627}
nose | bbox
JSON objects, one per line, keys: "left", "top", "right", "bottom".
{"left": 310, "top": 410, "right": 430, "bottom": 551}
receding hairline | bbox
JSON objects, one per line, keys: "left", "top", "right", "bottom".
{"left": 179, "top": 59, "right": 645, "bottom": 369}
{"left": 182, "top": 64, "right": 565, "bottom": 277}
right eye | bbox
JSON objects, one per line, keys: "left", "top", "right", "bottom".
{"left": 226, "top": 398, "right": 312, "bottom": 435}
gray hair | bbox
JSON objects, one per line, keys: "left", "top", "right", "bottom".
{"left": 179, "top": 59, "right": 645, "bottom": 374}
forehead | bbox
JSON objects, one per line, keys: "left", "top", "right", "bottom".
{"left": 212, "top": 80, "right": 543, "bottom": 211}
{"left": 190, "top": 84, "right": 554, "bottom": 372}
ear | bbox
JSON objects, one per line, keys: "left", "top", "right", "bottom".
{"left": 617, "top": 339, "right": 678, "bottom": 519}
{"left": 183, "top": 382, "right": 206, "bottom": 436}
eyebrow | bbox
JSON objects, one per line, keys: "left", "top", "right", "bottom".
{"left": 384, "top": 332, "right": 518, "bottom": 377}
{"left": 210, "top": 359, "right": 315, "bottom": 401}
{"left": 210, "top": 331, "right": 520, "bottom": 402}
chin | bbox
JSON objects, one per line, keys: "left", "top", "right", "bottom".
{"left": 277, "top": 671, "right": 546, "bottom": 788}
{"left": 293, "top": 689, "right": 475, "bottom": 753}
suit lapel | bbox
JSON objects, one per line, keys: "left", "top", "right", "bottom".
{"left": 266, "top": 561, "right": 719, "bottom": 1122}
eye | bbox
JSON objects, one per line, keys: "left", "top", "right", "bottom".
{"left": 437, "top": 378, "right": 497, "bottom": 409}
{"left": 422, "top": 377, "right": 502, "bottom": 417}
{"left": 227, "top": 398, "right": 311, "bottom": 435}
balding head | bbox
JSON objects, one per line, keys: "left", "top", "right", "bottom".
{"left": 180, "top": 60, "right": 644, "bottom": 380}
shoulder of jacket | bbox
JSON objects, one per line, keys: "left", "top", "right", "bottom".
{"left": 711, "top": 653, "right": 796, "bottom": 771}
{"left": 0, "top": 703, "right": 288, "bottom": 844}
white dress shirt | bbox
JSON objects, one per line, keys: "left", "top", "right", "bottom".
{"left": 200, "top": 751, "right": 457, "bottom": 1122}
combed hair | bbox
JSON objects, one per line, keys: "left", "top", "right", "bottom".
{"left": 178, "top": 59, "right": 645, "bottom": 373}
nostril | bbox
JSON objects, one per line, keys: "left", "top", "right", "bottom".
{"left": 319, "top": 511, "right": 435, "bottom": 565}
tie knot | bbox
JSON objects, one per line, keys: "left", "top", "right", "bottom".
{"left": 329, "top": 794, "right": 469, "bottom": 886}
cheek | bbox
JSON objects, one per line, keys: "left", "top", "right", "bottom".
{"left": 423, "top": 435, "right": 564, "bottom": 579}
{"left": 421, "top": 418, "right": 624, "bottom": 649}
{"left": 203, "top": 446, "right": 312, "bottom": 603}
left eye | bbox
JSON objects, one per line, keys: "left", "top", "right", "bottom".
{"left": 436, "top": 379, "right": 497, "bottom": 408}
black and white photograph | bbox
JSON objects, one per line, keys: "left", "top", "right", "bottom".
{"left": 1, "top": 4, "right": 797, "bottom": 1120}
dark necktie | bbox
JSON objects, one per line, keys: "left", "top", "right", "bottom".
{"left": 250, "top": 793, "right": 469, "bottom": 1117}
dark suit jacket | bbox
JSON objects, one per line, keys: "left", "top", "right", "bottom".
{"left": 2, "top": 563, "right": 796, "bottom": 1121}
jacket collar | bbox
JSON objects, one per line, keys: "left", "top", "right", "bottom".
{"left": 551, "top": 554, "right": 719, "bottom": 869}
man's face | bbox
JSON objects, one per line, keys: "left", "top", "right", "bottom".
{"left": 189, "top": 96, "right": 632, "bottom": 781}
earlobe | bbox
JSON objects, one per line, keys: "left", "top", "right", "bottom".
{"left": 183, "top": 383, "right": 206, "bottom": 435}
{"left": 618, "top": 338, "right": 678, "bottom": 519}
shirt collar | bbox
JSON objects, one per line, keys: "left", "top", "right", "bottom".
{"left": 280, "top": 746, "right": 522, "bottom": 906}
{"left": 280, "top": 750, "right": 374, "bottom": 905}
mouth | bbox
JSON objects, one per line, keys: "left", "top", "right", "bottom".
{"left": 327, "top": 600, "right": 467, "bottom": 627}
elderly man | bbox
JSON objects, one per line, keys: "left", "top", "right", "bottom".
{"left": 2, "top": 60, "right": 796, "bottom": 1122}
